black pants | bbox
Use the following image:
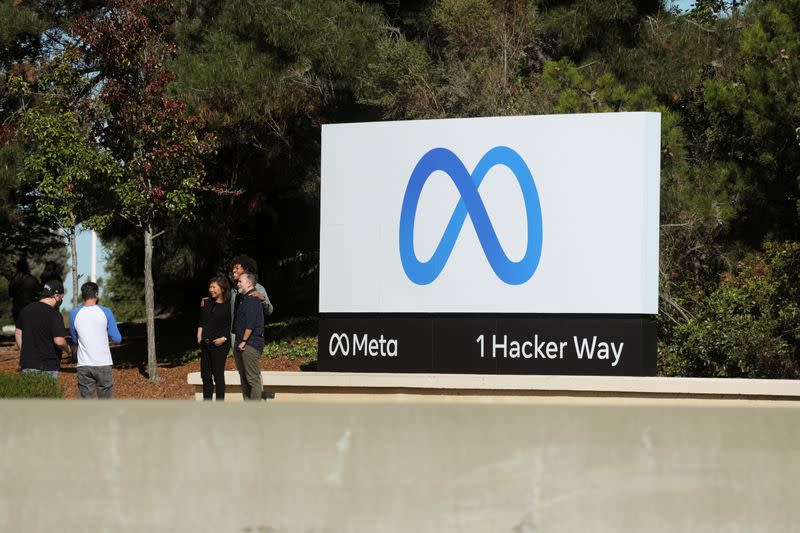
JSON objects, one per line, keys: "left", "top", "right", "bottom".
{"left": 200, "top": 342, "right": 228, "bottom": 400}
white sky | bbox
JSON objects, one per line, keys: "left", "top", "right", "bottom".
{"left": 63, "top": 227, "right": 110, "bottom": 309}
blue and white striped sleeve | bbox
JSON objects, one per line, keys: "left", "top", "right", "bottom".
{"left": 69, "top": 307, "right": 80, "bottom": 344}
{"left": 101, "top": 306, "right": 123, "bottom": 344}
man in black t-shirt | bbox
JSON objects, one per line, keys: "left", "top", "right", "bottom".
{"left": 15, "top": 280, "right": 72, "bottom": 379}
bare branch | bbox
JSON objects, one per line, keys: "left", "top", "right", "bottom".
{"left": 661, "top": 222, "right": 692, "bottom": 228}
{"left": 577, "top": 60, "right": 599, "bottom": 70}
{"left": 684, "top": 18, "right": 717, "bottom": 33}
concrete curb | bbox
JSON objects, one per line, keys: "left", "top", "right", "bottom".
{"left": 188, "top": 371, "right": 800, "bottom": 402}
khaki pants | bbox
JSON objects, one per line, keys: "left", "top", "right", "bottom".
{"left": 234, "top": 345, "right": 262, "bottom": 400}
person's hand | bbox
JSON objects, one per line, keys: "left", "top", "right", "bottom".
{"left": 238, "top": 341, "right": 246, "bottom": 351}
{"left": 197, "top": 336, "right": 202, "bottom": 345}
{"left": 213, "top": 338, "right": 226, "bottom": 347}
{"left": 199, "top": 297, "right": 208, "bottom": 308}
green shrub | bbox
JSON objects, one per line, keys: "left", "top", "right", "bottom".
{"left": 0, "top": 371, "right": 64, "bottom": 398}
{"left": 262, "top": 317, "right": 318, "bottom": 361}
{"left": 660, "top": 242, "right": 800, "bottom": 378}
{"left": 263, "top": 337, "right": 318, "bottom": 360}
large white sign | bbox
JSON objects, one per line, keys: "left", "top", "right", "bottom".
{"left": 320, "top": 112, "right": 660, "bottom": 314}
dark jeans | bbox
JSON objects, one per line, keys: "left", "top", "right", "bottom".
{"left": 77, "top": 365, "right": 113, "bottom": 399}
{"left": 22, "top": 368, "right": 59, "bottom": 380}
{"left": 200, "top": 342, "right": 228, "bottom": 400}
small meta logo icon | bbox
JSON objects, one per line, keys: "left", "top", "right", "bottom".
{"left": 398, "top": 146, "right": 543, "bottom": 285}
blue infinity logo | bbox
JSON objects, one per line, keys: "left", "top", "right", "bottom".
{"left": 399, "top": 146, "right": 543, "bottom": 285}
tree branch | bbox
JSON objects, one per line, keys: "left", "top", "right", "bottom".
{"left": 685, "top": 18, "right": 717, "bottom": 33}
{"left": 577, "top": 60, "right": 599, "bottom": 70}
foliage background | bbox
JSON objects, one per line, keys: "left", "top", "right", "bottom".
{"left": 2, "top": 0, "right": 799, "bottom": 377}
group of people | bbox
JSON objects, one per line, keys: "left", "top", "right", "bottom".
{"left": 11, "top": 254, "right": 272, "bottom": 401}
{"left": 197, "top": 254, "right": 274, "bottom": 401}
{"left": 14, "top": 275, "right": 120, "bottom": 399}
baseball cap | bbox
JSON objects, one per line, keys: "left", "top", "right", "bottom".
{"left": 38, "top": 279, "right": 65, "bottom": 297}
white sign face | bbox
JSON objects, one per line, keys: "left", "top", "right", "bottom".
{"left": 320, "top": 112, "right": 660, "bottom": 314}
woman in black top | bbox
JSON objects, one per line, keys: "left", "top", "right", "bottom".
{"left": 197, "top": 276, "right": 232, "bottom": 400}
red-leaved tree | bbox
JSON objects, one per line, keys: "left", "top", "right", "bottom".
{"left": 73, "top": 0, "right": 216, "bottom": 382}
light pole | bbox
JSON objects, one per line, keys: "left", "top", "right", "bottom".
{"left": 91, "top": 229, "right": 97, "bottom": 283}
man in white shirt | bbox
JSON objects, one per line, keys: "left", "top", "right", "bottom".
{"left": 69, "top": 282, "right": 122, "bottom": 399}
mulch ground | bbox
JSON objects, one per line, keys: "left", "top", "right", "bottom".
{"left": 0, "top": 316, "right": 314, "bottom": 399}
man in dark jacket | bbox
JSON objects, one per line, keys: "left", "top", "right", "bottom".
{"left": 39, "top": 261, "right": 61, "bottom": 287}
{"left": 232, "top": 272, "right": 265, "bottom": 400}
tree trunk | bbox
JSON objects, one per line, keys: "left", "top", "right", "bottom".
{"left": 144, "top": 225, "right": 160, "bottom": 383}
{"left": 69, "top": 228, "right": 79, "bottom": 309}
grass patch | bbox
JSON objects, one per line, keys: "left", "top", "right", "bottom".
{"left": 262, "top": 317, "right": 318, "bottom": 360}
{"left": 174, "top": 337, "right": 318, "bottom": 362}
{"left": 263, "top": 336, "right": 317, "bottom": 360}
{"left": 0, "top": 371, "right": 64, "bottom": 398}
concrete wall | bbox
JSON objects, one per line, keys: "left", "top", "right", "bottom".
{"left": 190, "top": 371, "right": 800, "bottom": 403}
{"left": 0, "top": 400, "right": 798, "bottom": 532}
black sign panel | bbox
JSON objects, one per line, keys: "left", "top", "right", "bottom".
{"left": 319, "top": 315, "right": 656, "bottom": 376}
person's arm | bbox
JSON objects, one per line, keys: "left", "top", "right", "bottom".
{"left": 51, "top": 311, "right": 71, "bottom": 357}
{"left": 53, "top": 336, "right": 71, "bottom": 356}
{"left": 255, "top": 283, "right": 273, "bottom": 316}
{"left": 69, "top": 308, "right": 79, "bottom": 347}
{"left": 251, "top": 285, "right": 266, "bottom": 302}
{"left": 237, "top": 328, "right": 253, "bottom": 351}
{"left": 237, "top": 299, "right": 257, "bottom": 350}
{"left": 212, "top": 308, "right": 228, "bottom": 346}
{"left": 102, "top": 306, "right": 122, "bottom": 344}
{"left": 14, "top": 328, "right": 22, "bottom": 350}
{"left": 197, "top": 326, "right": 204, "bottom": 345}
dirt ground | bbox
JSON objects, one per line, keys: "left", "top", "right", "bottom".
{"left": 0, "top": 317, "right": 314, "bottom": 399}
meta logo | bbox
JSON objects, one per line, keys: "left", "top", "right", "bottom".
{"left": 399, "top": 146, "right": 543, "bottom": 285}
{"left": 329, "top": 332, "right": 398, "bottom": 357}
